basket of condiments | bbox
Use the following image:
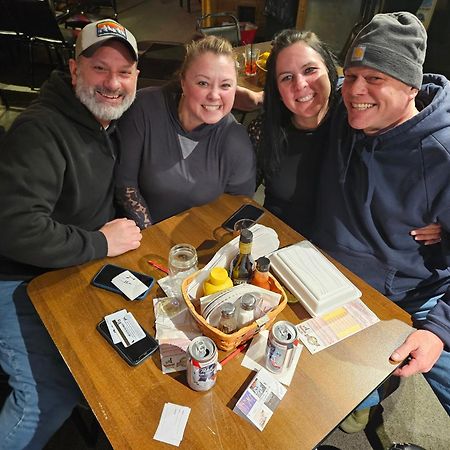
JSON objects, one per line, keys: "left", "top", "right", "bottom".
{"left": 181, "top": 228, "right": 287, "bottom": 351}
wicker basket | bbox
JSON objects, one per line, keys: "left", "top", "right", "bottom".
{"left": 181, "top": 272, "right": 287, "bottom": 351}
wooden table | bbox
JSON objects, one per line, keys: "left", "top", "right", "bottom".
{"left": 28, "top": 195, "right": 412, "bottom": 450}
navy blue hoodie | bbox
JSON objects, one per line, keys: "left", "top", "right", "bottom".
{"left": 314, "top": 74, "right": 450, "bottom": 348}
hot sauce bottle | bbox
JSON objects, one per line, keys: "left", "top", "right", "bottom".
{"left": 230, "top": 229, "right": 254, "bottom": 285}
{"left": 251, "top": 256, "right": 271, "bottom": 291}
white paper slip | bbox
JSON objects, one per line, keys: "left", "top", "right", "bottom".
{"left": 241, "top": 330, "right": 302, "bottom": 386}
{"left": 296, "top": 298, "right": 380, "bottom": 354}
{"left": 105, "top": 309, "right": 128, "bottom": 344}
{"left": 154, "top": 402, "right": 191, "bottom": 447}
{"left": 114, "top": 312, "right": 146, "bottom": 348}
{"left": 233, "top": 367, "right": 287, "bottom": 431}
{"left": 111, "top": 270, "right": 149, "bottom": 300}
{"left": 270, "top": 240, "right": 361, "bottom": 316}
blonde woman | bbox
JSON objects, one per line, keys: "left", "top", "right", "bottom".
{"left": 115, "top": 35, "right": 256, "bottom": 228}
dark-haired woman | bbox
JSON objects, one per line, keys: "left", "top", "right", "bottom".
{"left": 248, "top": 29, "right": 337, "bottom": 238}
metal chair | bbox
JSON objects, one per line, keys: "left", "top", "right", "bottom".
{"left": 12, "top": 0, "right": 76, "bottom": 89}
{"left": 0, "top": 0, "right": 33, "bottom": 94}
{"left": 196, "top": 12, "right": 241, "bottom": 46}
{"left": 0, "top": 0, "right": 17, "bottom": 106}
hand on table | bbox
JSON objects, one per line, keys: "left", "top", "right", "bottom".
{"left": 390, "top": 329, "right": 444, "bottom": 377}
{"left": 100, "top": 218, "right": 142, "bottom": 257}
{"left": 410, "top": 223, "right": 441, "bottom": 245}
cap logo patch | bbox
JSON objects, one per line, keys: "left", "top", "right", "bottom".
{"left": 96, "top": 21, "right": 127, "bottom": 40}
{"left": 351, "top": 45, "right": 366, "bottom": 62}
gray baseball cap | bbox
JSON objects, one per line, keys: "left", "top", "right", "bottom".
{"left": 75, "top": 19, "right": 138, "bottom": 61}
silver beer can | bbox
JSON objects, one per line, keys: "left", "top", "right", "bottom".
{"left": 265, "top": 321, "right": 299, "bottom": 374}
{"left": 186, "top": 336, "right": 219, "bottom": 391}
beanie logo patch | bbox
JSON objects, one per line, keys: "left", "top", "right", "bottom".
{"left": 96, "top": 21, "right": 127, "bottom": 40}
{"left": 351, "top": 46, "right": 366, "bottom": 62}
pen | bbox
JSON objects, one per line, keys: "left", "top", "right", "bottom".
{"left": 219, "top": 342, "right": 249, "bottom": 366}
{"left": 147, "top": 260, "right": 169, "bottom": 275}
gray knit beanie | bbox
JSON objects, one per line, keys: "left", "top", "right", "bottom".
{"left": 344, "top": 11, "right": 427, "bottom": 89}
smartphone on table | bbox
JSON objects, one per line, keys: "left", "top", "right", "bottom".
{"left": 222, "top": 204, "right": 265, "bottom": 232}
{"left": 91, "top": 264, "right": 154, "bottom": 300}
{"left": 97, "top": 319, "right": 159, "bottom": 366}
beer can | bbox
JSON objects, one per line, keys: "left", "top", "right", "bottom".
{"left": 265, "top": 321, "right": 299, "bottom": 374}
{"left": 186, "top": 336, "right": 219, "bottom": 391}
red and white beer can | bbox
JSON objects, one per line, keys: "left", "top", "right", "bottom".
{"left": 186, "top": 336, "right": 220, "bottom": 391}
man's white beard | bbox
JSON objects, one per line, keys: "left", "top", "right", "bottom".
{"left": 75, "top": 74, "right": 136, "bottom": 123}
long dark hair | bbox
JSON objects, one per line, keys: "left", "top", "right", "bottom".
{"left": 260, "top": 29, "right": 338, "bottom": 176}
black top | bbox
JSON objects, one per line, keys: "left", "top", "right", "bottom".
{"left": 248, "top": 113, "right": 331, "bottom": 238}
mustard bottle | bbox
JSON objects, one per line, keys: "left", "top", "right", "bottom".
{"left": 203, "top": 267, "right": 233, "bottom": 296}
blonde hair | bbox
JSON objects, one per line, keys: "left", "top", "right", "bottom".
{"left": 180, "top": 35, "right": 236, "bottom": 78}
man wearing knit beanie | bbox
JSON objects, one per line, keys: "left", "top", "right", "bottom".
{"left": 342, "top": 11, "right": 426, "bottom": 135}
{"left": 314, "top": 10, "right": 450, "bottom": 426}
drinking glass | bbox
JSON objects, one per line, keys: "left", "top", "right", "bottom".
{"left": 166, "top": 243, "right": 198, "bottom": 296}
{"left": 168, "top": 243, "right": 198, "bottom": 277}
{"left": 243, "top": 45, "right": 260, "bottom": 76}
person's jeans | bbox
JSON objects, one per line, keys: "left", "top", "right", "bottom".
{"left": 0, "top": 280, "right": 81, "bottom": 450}
{"left": 356, "top": 294, "right": 450, "bottom": 415}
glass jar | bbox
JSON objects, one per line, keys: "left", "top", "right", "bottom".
{"left": 236, "top": 293, "right": 257, "bottom": 328}
{"left": 167, "top": 243, "right": 198, "bottom": 295}
{"left": 168, "top": 243, "right": 198, "bottom": 277}
{"left": 218, "top": 302, "right": 237, "bottom": 334}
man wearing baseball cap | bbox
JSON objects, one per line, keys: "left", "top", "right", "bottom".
{"left": 0, "top": 19, "right": 141, "bottom": 449}
{"left": 314, "top": 11, "right": 450, "bottom": 426}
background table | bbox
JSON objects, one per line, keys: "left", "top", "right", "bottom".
{"left": 234, "top": 41, "right": 271, "bottom": 92}
{"left": 28, "top": 194, "right": 412, "bottom": 450}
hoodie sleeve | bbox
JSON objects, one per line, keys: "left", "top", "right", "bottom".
{"left": 422, "top": 289, "right": 450, "bottom": 351}
{"left": 0, "top": 120, "right": 108, "bottom": 269}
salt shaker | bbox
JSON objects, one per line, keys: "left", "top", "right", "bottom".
{"left": 236, "top": 293, "right": 257, "bottom": 328}
{"left": 218, "top": 302, "right": 237, "bottom": 334}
